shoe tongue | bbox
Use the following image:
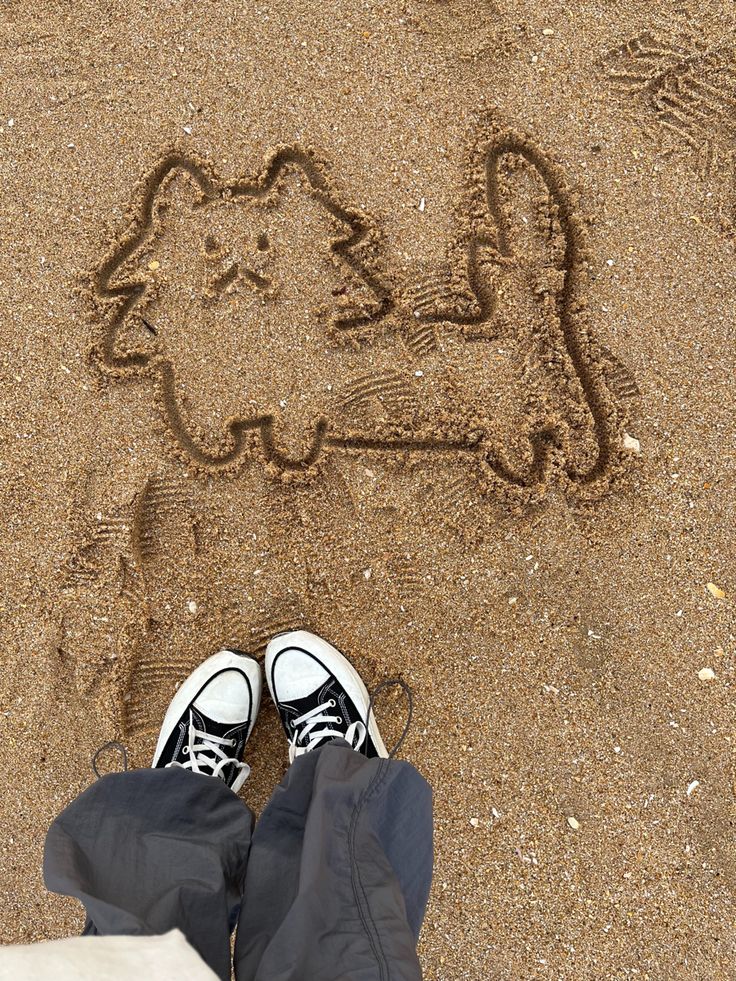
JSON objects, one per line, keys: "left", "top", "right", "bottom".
{"left": 283, "top": 684, "right": 378, "bottom": 759}
{"left": 285, "top": 679, "right": 362, "bottom": 739}
{"left": 283, "top": 680, "right": 338, "bottom": 720}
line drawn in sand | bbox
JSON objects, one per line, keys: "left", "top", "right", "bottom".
{"left": 399, "top": 129, "right": 630, "bottom": 491}
{"left": 91, "top": 130, "right": 632, "bottom": 500}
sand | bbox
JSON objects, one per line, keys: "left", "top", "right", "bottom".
{"left": 1, "top": 0, "right": 735, "bottom": 977}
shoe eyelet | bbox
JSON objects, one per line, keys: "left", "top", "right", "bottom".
{"left": 335, "top": 716, "right": 343, "bottom": 725}
{"left": 183, "top": 745, "right": 190, "bottom": 755}
{"left": 328, "top": 699, "right": 336, "bottom": 707}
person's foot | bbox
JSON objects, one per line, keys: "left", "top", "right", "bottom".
{"left": 152, "top": 650, "right": 262, "bottom": 792}
{"left": 265, "top": 629, "right": 388, "bottom": 762}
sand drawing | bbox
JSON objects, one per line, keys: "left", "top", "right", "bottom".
{"left": 78, "top": 140, "right": 631, "bottom": 729}
{"left": 603, "top": 18, "right": 736, "bottom": 216}
{"left": 91, "top": 128, "right": 631, "bottom": 502}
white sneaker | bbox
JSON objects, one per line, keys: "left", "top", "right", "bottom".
{"left": 152, "top": 650, "right": 262, "bottom": 792}
{"left": 265, "top": 629, "right": 388, "bottom": 763}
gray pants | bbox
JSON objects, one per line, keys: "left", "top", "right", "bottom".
{"left": 43, "top": 742, "right": 433, "bottom": 981}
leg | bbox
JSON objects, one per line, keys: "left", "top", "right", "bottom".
{"left": 44, "top": 649, "right": 263, "bottom": 981}
{"left": 234, "top": 631, "right": 433, "bottom": 981}
{"left": 44, "top": 768, "right": 253, "bottom": 981}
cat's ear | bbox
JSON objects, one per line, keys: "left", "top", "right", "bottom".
{"left": 149, "top": 157, "right": 212, "bottom": 223}
{"left": 101, "top": 157, "right": 214, "bottom": 292}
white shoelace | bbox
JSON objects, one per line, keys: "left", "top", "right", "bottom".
{"left": 166, "top": 714, "right": 251, "bottom": 792}
{"left": 289, "top": 699, "right": 367, "bottom": 763}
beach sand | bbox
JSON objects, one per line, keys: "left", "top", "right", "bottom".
{"left": 0, "top": 1, "right": 734, "bottom": 977}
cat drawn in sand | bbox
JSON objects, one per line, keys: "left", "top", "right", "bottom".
{"left": 93, "top": 147, "right": 392, "bottom": 469}
{"left": 92, "top": 132, "right": 626, "bottom": 498}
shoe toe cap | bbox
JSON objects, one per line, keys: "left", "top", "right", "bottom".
{"left": 270, "top": 647, "right": 330, "bottom": 703}
{"left": 193, "top": 668, "right": 255, "bottom": 725}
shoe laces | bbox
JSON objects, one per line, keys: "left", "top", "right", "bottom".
{"left": 289, "top": 699, "right": 367, "bottom": 763}
{"left": 91, "top": 740, "right": 128, "bottom": 777}
{"left": 166, "top": 711, "right": 251, "bottom": 792}
{"left": 368, "top": 677, "right": 413, "bottom": 759}
{"left": 288, "top": 677, "right": 414, "bottom": 763}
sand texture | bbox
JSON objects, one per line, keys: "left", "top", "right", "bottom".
{"left": 1, "top": 1, "right": 735, "bottom": 977}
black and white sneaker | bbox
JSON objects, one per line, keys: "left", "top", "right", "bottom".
{"left": 152, "top": 650, "right": 261, "bottom": 792}
{"left": 265, "top": 630, "right": 388, "bottom": 762}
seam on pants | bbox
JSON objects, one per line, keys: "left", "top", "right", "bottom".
{"left": 348, "top": 758, "right": 392, "bottom": 981}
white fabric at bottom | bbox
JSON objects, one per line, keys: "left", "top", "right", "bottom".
{"left": 0, "top": 928, "right": 218, "bottom": 981}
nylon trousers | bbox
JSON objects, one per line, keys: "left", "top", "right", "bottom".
{"left": 44, "top": 741, "right": 434, "bottom": 981}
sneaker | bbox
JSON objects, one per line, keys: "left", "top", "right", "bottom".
{"left": 265, "top": 629, "right": 388, "bottom": 762}
{"left": 152, "top": 650, "right": 262, "bottom": 792}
